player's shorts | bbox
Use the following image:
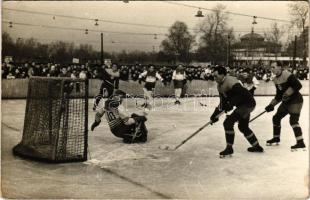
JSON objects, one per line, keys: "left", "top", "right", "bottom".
{"left": 144, "top": 82, "right": 156, "bottom": 91}
{"left": 111, "top": 123, "right": 135, "bottom": 138}
{"left": 234, "top": 106, "right": 255, "bottom": 119}
{"left": 99, "top": 81, "right": 114, "bottom": 98}
{"left": 174, "top": 80, "right": 184, "bottom": 89}
{"left": 278, "top": 101, "right": 303, "bottom": 114}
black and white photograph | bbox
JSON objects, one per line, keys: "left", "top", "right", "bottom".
{"left": 1, "top": 1, "right": 309, "bottom": 199}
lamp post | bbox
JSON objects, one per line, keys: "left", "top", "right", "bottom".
{"left": 175, "top": 52, "right": 180, "bottom": 64}
{"left": 227, "top": 35, "right": 231, "bottom": 66}
{"left": 293, "top": 35, "right": 297, "bottom": 69}
{"left": 101, "top": 33, "right": 104, "bottom": 65}
{"left": 251, "top": 16, "right": 257, "bottom": 66}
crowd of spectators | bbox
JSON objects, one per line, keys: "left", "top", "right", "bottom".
{"left": 2, "top": 62, "right": 309, "bottom": 85}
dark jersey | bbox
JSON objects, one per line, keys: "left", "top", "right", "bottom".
{"left": 273, "top": 70, "right": 303, "bottom": 104}
{"left": 99, "top": 68, "right": 119, "bottom": 88}
{"left": 217, "top": 75, "right": 255, "bottom": 108}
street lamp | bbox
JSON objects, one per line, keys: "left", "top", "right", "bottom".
{"left": 252, "top": 16, "right": 257, "bottom": 25}
{"left": 94, "top": 19, "right": 99, "bottom": 26}
{"left": 195, "top": 8, "right": 204, "bottom": 17}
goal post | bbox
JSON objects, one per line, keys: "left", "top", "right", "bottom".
{"left": 13, "top": 77, "right": 89, "bottom": 163}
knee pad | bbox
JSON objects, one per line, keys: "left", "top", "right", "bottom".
{"left": 289, "top": 114, "right": 300, "bottom": 126}
{"left": 238, "top": 123, "right": 247, "bottom": 133}
{"left": 223, "top": 117, "right": 234, "bottom": 130}
{"left": 95, "top": 110, "right": 105, "bottom": 120}
{"left": 272, "top": 114, "right": 282, "bottom": 126}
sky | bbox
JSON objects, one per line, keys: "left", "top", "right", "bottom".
{"left": 2, "top": 1, "right": 302, "bottom": 53}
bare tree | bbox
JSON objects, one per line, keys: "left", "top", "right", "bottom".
{"left": 161, "top": 21, "right": 195, "bottom": 63}
{"left": 288, "top": 2, "right": 309, "bottom": 65}
{"left": 197, "top": 4, "right": 233, "bottom": 64}
{"left": 2, "top": 32, "right": 17, "bottom": 60}
{"left": 264, "top": 22, "right": 284, "bottom": 57}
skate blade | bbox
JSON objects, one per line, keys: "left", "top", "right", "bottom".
{"left": 219, "top": 154, "right": 233, "bottom": 159}
{"left": 291, "top": 148, "right": 306, "bottom": 152}
{"left": 266, "top": 143, "right": 279, "bottom": 146}
{"left": 248, "top": 150, "right": 264, "bottom": 153}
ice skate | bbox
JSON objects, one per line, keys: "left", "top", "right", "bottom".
{"left": 123, "top": 137, "right": 132, "bottom": 144}
{"left": 123, "top": 136, "right": 147, "bottom": 144}
{"left": 248, "top": 144, "right": 264, "bottom": 153}
{"left": 93, "top": 96, "right": 101, "bottom": 111}
{"left": 174, "top": 100, "right": 181, "bottom": 105}
{"left": 291, "top": 140, "right": 306, "bottom": 151}
{"left": 133, "top": 136, "right": 147, "bottom": 143}
{"left": 91, "top": 120, "right": 101, "bottom": 131}
{"left": 140, "top": 103, "right": 151, "bottom": 108}
{"left": 266, "top": 137, "right": 280, "bottom": 146}
{"left": 199, "top": 102, "right": 207, "bottom": 107}
{"left": 219, "top": 146, "right": 233, "bottom": 158}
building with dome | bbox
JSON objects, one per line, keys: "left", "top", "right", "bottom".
{"left": 231, "top": 29, "right": 289, "bottom": 66}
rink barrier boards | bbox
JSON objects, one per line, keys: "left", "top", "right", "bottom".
{"left": 2, "top": 78, "right": 309, "bottom": 99}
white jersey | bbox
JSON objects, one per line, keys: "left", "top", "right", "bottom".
{"left": 139, "top": 71, "right": 163, "bottom": 83}
{"left": 172, "top": 71, "right": 186, "bottom": 80}
{"left": 104, "top": 105, "right": 129, "bottom": 129}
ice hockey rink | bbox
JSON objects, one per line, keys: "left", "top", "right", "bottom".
{"left": 2, "top": 96, "right": 309, "bottom": 199}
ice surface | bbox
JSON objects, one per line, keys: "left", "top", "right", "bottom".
{"left": 2, "top": 97, "right": 309, "bottom": 199}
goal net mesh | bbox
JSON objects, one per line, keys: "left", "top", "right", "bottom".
{"left": 13, "top": 77, "right": 88, "bottom": 163}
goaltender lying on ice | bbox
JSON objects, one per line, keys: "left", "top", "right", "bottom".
{"left": 91, "top": 89, "right": 149, "bottom": 144}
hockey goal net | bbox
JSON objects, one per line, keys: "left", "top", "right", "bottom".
{"left": 13, "top": 77, "right": 88, "bottom": 163}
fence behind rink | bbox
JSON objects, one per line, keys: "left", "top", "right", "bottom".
{"left": 1, "top": 79, "right": 309, "bottom": 99}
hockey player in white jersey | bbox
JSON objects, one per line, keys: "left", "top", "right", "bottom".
{"left": 138, "top": 65, "right": 163, "bottom": 108}
{"left": 91, "top": 90, "right": 148, "bottom": 144}
{"left": 172, "top": 64, "right": 186, "bottom": 105}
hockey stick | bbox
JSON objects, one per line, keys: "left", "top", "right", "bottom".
{"left": 249, "top": 111, "right": 266, "bottom": 123}
{"left": 124, "top": 93, "right": 146, "bottom": 110}
{"left": 159, "top": 111, "right": 225, "bottom": 151}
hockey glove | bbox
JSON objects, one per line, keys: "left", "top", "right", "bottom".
{"left": 138, "top": 78, "right": 142, "bottom": 84}
{"left": 265, "top": 104, "right": 274, "bottom": 112}
{"left": 131, "top": 113, "right": 140, "bottom": 118}
{"left": 223, "top": 102, "right": 233, "bottom": 113}
{"left": 210, "top": 108, "right": 221, "bottom": 124}
{"left": 249, "top": 87, "right": 256, "bottom": 95}
{"left": 134, "top": 116, "right": 147, "bottom": 123}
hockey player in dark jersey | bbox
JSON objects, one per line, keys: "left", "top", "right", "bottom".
{"left": 210, "top": 66, "right": 264, "bottom": 158}
{"left": 93, "top": 63, "right": 120, "bottom": 111}
{"left": 91, "top": 90, "right": 148, "bottom": 144}
{"left": 265, "top": 62, "right": 305, "bottom": 150}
